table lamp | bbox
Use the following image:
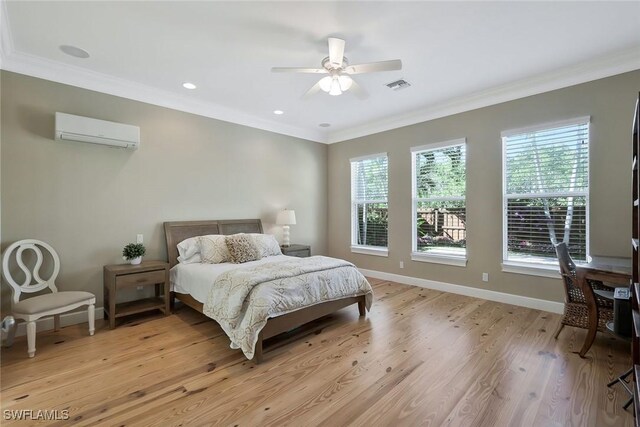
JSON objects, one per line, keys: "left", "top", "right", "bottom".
{"left": 276, "top": 209, "right": 296, "bottom": 247}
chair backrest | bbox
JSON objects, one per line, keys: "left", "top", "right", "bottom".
{"left": 555, "top": 242, "right": 576, "bottom": 276}
{"left": 555, "top": 242, "right": 583, "bottom": 303}
{"left": 1, "top": 239, "right": 60, "bottom": 304}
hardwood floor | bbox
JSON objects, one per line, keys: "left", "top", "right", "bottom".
{"left": 1, "top": 279, "right": 634, "bottom": 426}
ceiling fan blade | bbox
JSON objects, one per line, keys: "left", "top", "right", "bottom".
{"left": 328, "top": 38, "right": 345, "bottom": 66}
{"left": 302, "top": 81, "right": 323, "bottom": 99}
{"left": 271, "top": 67, "right": 328, "bottom": 74}
{"left": 349, "top": 79, "right": 369, "bottom": 100}
{"left": 345, "top": 59, "right": 402, "bottom": 75}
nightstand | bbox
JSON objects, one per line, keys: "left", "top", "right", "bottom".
{"left": 281, "top": 244, "right": 311, "bottom": 258}
{"left": 103, "top": 260, "right": 170, "bottom": 329}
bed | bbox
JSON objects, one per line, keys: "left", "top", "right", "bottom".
{"left": 164, "top": 219, "right": 372, "bottom": 363}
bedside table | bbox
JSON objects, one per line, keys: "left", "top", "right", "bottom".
{"left": 103, "top": 260, "right": 170, "bottom": 329}
{"left": 281, "top": 244, "right": 311, "bottom": 258}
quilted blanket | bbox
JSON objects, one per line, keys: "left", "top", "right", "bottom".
{"left": 203, "top": 256, "right": 373, "bottom": 359}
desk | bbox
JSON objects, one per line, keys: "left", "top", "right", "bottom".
{"left": 576, "top": 256, "right": 631, "bottom": 357}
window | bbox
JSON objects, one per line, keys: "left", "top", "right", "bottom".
{"left": 411, "top": 139, "right": 467, "bottom": 265}
{"left": 350, "top": 153, "right": 388, "bottom": 256}
{"left": 503, "top": 117, "right": 589, "bottom": 268}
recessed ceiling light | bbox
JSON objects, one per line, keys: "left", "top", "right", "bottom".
{"left": 182, "top": 82, "right": 197, "bottom": 90}
{"left": 319, "top": 123, "right": 331, "bottom": 127}
{"left": 273, "top": 110, "right": 284, "bottom": 115}
{"left": 59, "top": 45, "right": 90, "bottom": 59}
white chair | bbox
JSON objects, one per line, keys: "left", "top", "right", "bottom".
{"left": 1, "top": 239, "right": 95, "bottom": 357}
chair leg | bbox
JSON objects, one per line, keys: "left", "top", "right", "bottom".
{"left": 554, "top": 323, "right": 565, "bottom": 340}
{"left": 54, "top": 315, "right": 61, "bottom": 332}
{"left": 26, "top": 321, "right": 36, "bottom": 358}
{"left": 624, "top": 396, "right": 634, "bottom": 410}
{"left": 88, "top": 304, "right": 95, "bottom": 336}
{"left": 608, "top": 368, "right": 634, "bottom": 387}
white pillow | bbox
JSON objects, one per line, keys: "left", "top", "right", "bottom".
{"left": 199, "top": 234, "right": 232, "bottom": 264}
{"left": 250, "top": 234, "right": 282, "bottom": 258}
{"left": 177, "top": 253, "right": 202, "bottom": 264}
{"left": 177, "top": 237, "right": 201, "bottom": 264}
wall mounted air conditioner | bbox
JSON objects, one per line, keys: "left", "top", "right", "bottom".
{"left": 55, "top": 112, "right": 140, "bottom": 149}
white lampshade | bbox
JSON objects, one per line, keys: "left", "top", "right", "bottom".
{"left": 276, "top": 209, "right": 297, "bottom": 225}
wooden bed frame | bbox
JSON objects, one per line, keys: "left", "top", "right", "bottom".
{"left": 163, "top": 219, "right": 366, "bottom": 363}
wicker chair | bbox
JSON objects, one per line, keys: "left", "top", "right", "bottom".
{"left": 554, "top": 242, "right": 614, "bottom": 339}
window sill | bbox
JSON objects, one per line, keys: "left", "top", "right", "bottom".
{"left": 351, "top": 246, "right": 389, "bottom": 257}
{"left": 411, "top": 252, "right": 467, "bottom": 267}
{"left": 501, "top": 261, "right": 560, "bottom": 279}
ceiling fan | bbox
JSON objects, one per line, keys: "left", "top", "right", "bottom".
{"left": 271, "top": 37, "right": 402, "bottom": 99}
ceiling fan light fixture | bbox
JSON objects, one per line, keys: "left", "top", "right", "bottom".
{"left": 272, "top": 37, "right": 400, "bottom": 99}
{"left": 318, "top": 76, "right": 333, "bottom": 92}
{"left": 329, "top": 79, "right": 342, "bottom": 96}
{"left": 338, "top": 75, "right": 353, "bottom": 91}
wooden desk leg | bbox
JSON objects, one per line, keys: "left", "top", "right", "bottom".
{"left": 578, "top": 272, "right": 599, "bottom": 357}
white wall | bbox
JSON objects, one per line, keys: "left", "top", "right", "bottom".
{"left": 1, "top": 71, "right": 328, "bottom": 313}
{"left": 327, "top": 70, "right": 640, "bottom": 303}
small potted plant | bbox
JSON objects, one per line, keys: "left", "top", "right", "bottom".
{"left": 122, "top": 243, "right": 146, "bottom": 265}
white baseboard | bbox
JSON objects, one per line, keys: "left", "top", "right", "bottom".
{"left": 13, "top": 307, "right": 105, "bottom": 337}
{"left": 359, "top": 268, "right": 564, "bottom": 314}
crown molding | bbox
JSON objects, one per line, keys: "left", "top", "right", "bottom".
{"left": 327, "top": 48, "right": 640, "bottom": 144}
{"left": 0, "top": 2, "right": 328, "bottom": 143}
{"left": 0, "top": 50, "right": 328, "bottom": 143}
{"left": 1, "top": 0, "right": 637, "bottom": 146}
{"left": 0, "top": 0, "right": 327, "bottom": 145}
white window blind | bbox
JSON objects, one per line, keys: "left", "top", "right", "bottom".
{"left": 503, "top": 119, "right": 589, "bottom": 263}
{"left": 351, "top": 154, "right": 388, "bottom": 249}
{"left": 412, "top": 141, "right": 466, "bottom": 259}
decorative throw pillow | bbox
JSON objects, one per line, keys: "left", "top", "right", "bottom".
{"left": 250, "top": 233, "right": 282, "bottom": 258}
{"left": 225, "top": 233, "right": 260, "bottom": 264}
{"left": 199, "top": 234, "right": 231, "bottom": 264}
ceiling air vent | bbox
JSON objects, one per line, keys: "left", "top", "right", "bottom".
{"left": 386, "top": 79, "right": 411, "bottom": 91}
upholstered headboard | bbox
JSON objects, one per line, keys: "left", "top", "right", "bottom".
{"left": 163, "top": 219, "right": 263, "bottom": 268}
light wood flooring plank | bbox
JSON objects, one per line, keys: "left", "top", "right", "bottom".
{"left": 0, "top": 280, "right": 632, "bottom": 426}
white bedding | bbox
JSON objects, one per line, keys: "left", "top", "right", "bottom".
{"left": 203, "top": 255, "right": 372, "bottom": 359}
{"left": 171, "top": 255, "right": 373, "bottom": 359}
{"left": 170, "top": 255, "right": 293, "bottom": 303}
